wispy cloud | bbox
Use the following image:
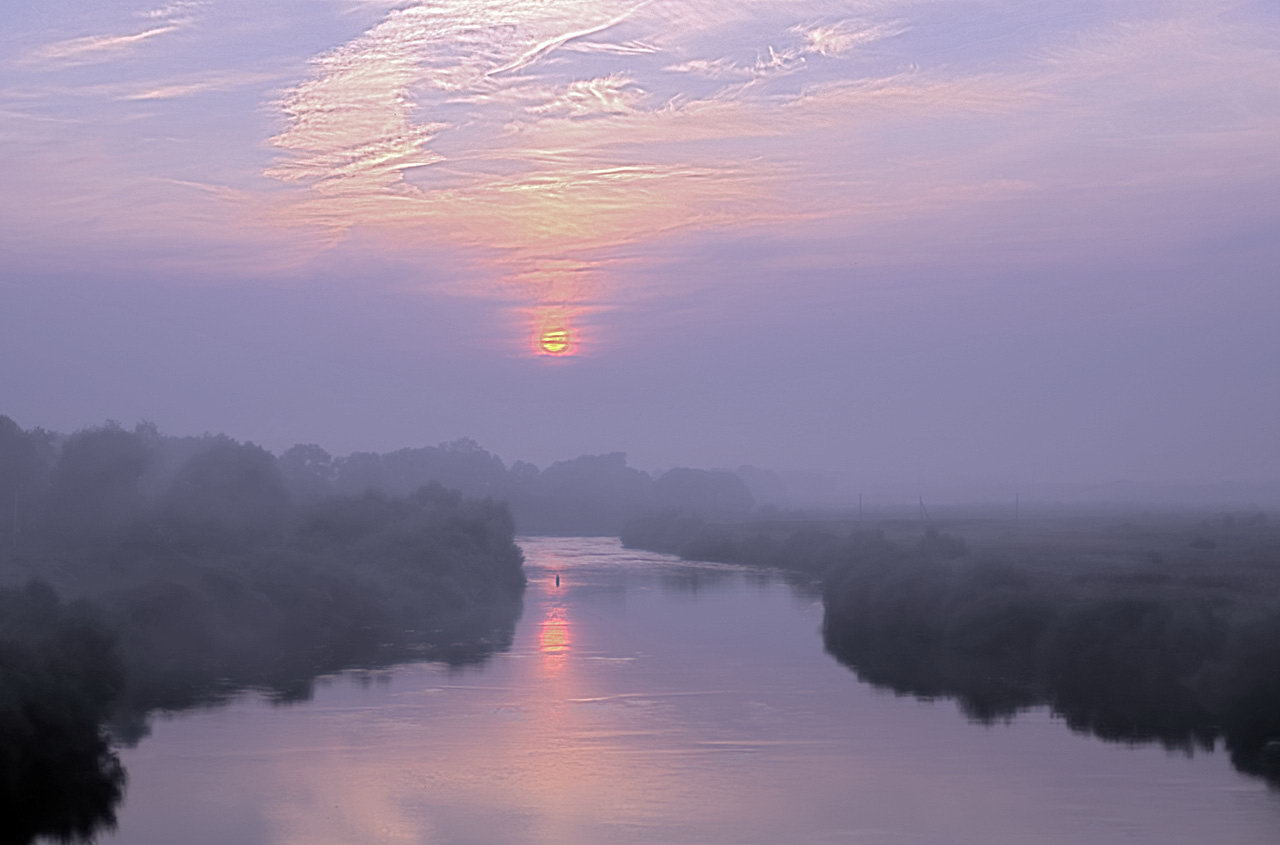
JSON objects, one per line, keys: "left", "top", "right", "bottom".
{"left": 138, "top": 1, "right": 208, "bottom": 20}
{"left": 0, "top": 70, "right": 286, "bottom": 104}
{"left": 527, "top": 74, "right": 646, "bottom": 116}
{"left": 23, "top": 26, "right": 182, "bottom": 67}
{"left": 666, "top": 16, "right": 906, "bottom": 79}
{"left": 793, "top": 19, "right": 908, "bottom": 57}
{"left": 20, "top": 2, "right": 204, "bottom": 68}
{"left": 561, "top": 39, "right": 662, "bottom": 56}
{"left": 665, "top": 46, "right": 804, "bottom": 81}
{"left": 121, "top": 70, "right": 284, "bottom": 101}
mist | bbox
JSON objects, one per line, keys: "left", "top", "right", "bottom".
{"left": 5, "top": 244, "right": 1278, "bottom": 495}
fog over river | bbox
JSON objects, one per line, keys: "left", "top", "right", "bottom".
{"left": 100, "top": 537, "right": 1280, "bottom": 845}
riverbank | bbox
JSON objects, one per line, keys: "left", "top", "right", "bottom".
{"left": 621, "top": 509, "right": 1280, "bottom": 785}
{"left": 1, "top": 485, "right": 525, "bottom": 844}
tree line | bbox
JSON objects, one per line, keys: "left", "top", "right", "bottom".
{"left": 278, "top": 441, "right": 761, "bottom": 535}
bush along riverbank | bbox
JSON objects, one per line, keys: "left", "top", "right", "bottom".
{"left": 622, "top": 510, "right": 1280, "bottom": 785}
{"left": 0, "top": 422, "right": 526, "bottom": 843}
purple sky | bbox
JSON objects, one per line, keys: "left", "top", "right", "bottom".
{"left": 2, "top": 0, "right": 1278, "bottom": 487}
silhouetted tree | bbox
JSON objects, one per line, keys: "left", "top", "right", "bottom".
{"left": 0, "top": 416, "right": 51, "bottom": 538}
{"left": 332, "top": 451, "right": 385, "bottom": 496}
{"left": 379, "top": 438, "right": 508, "bottom": 499}
{"left": 533, "top": 452, "right": 652, "bottom": 534}
{"left": 161, "top": 437, "right": 290, "bottom": 549}
{"left": 278, "top": 443, "right": 335, "bottom": 503}
{"left": 44, "top": 424, "right": 150, "bottom": 541}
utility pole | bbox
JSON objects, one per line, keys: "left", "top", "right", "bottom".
{"left": 918, "top": 496, "right": 930, "bottom": 522}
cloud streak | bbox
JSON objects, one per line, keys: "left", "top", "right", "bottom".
{"left": 23, "top": 26, "right": 182, "bottom": 66}
{"left": 19, "top": 2, "right": 205, "bottom": 68}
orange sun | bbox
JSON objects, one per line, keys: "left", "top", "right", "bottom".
{"left": 538, "top": 327, "right": 571, "bottom": 355}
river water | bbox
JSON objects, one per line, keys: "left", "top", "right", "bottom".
{"left": 100, "top": 537, "right": 1280, "bottom": 844}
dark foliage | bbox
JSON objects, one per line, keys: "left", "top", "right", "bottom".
{"left": 0, "top": 582, "right": 125, "bottom": 845}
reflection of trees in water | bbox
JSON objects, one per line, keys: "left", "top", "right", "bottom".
{"left": 624, "top": 508, "right": 1280, "bottom": 787}
{"left": 656, "top": 566, "right": 819, "bottom": 603}
{"left": 109, "top": 594, "right": 525, "bottom": 744}
{"left": 1, "top": 741, "right": 124, "bottom": 845}
{"left": 821, "top": 561, "right": 1280, "bottom": 787}
{"left": 658, "top": 568, "right": 738, "bottom": 596}
{"left": 3, "top": 591, "right": 523, "bottom": 845}
{"left": 0, "top": 582, "right": 126, "bottom": 845}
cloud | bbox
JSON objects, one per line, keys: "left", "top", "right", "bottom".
{"left": 120, "top": 71, "right": 284, "bottom": 101}
{"left": 138, "top": 1, "right": 208, "bottom": 20}
{"left": 248, "top": 2, "right": 1135, "bottom": 309}
{"left": 527, "top": 74, "right": 646, "bottom": 116}
{"left": 263, "top": 2, "right": 666, "bottom": 233}
{"left": 0, "top": 70, "right": 286, "bottom": 104}
{"left": 664, "top": 55, "right": 786, "bottom": 80}
{"left": 561, "top": 39, "right": 662, "bottom": 56}
{"left": 487, "top": 2, "right": 661, "bottom": 77}
{"left": 23, "top": 26, "right": 183, "bottom": 66}
{"left": 665, "top": 15, "right": 905, "bottom": 82}
{"left": 20, "top": 1, "right": 203, "bottom": 68}
{"left": 794, "top": 18, "right": 908, "bottom": 57}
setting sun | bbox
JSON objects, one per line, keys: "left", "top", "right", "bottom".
{"left": 537, "top": 327, "right": 571, "bottom": 356}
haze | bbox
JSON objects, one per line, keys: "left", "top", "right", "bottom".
{"left": 3, "top": 0, "right": 1278, "bottom": 491}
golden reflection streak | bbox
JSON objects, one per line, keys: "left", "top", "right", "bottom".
{"left": 522, "top": 560, "right": 610, "bottom": 843}
{"left": 537, "top": 565, "right": 572, "bottom": 673}
{"left": 538, "top": 606, "right": 572, "bottom": 663}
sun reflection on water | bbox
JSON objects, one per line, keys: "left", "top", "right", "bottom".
{"left": 538, "top": 606, "right": 572, "bottom": 673}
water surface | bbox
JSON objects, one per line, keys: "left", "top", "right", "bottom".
{"left": 102, "top": 537, "right": 1280, "bottom": 844}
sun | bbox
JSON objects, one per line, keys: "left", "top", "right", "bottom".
{"left": 538, "top": 327, "right": 571, "bottom": 355}
{"left": 527, "top": 304, "right": 582, "bottom": 357}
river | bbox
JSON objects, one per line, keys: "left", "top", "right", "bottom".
{"left": 98, "top": 536, "right": 1280, "bottom": 844}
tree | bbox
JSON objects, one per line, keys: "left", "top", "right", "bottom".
{"left": 278, "top": 444, "right": 335, "bottom": 503}
{"left": 162, "top": 437, "right": 290, "bottom": 549}
{"left": 45, "top": 424, "right": 151, "bottom": 539}
{"left": 534, "top": 453, "right": 652, "bottom": 534}
{"left": 333, "top": 451, "right": 384, "bottom": 496}
{"left": 0, "top": 416, "right": 50, "bottom": 536}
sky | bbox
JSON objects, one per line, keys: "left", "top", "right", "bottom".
{"left": 2, "top": 0, "right": 1278, "bottom": 488}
